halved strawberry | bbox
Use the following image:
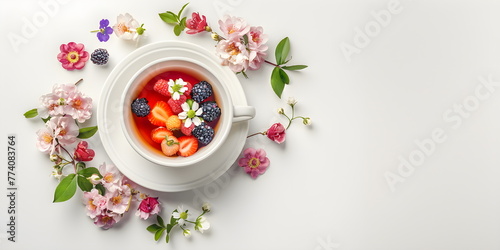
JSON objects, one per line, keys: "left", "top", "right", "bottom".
{"left": 147, "top": 101, "right": 173, "bottom": 126}
{"left": 161, "top": 135, "right": 179, "bottom": 156}
{"left": 167, "top": 94, "right": 187, "bottom": 114}
{"left": 153, "top": 79, "right": 171, "bottom": 97}
{"left": 178, "top": 135, "right": 198, "bottom": 157}
{"left": 151, "top": 127, "right": 174, "bottom": 143}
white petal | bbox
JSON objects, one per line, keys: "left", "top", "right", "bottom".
{"left": 178, "top": 112, "right": 187, "bottom": 119}
{"left": 168, "top": 79, "right": 175, "bottom": 86}
{"left": 185, "top": 118, "right": 192, "bottom": 127}
{"left": 193, "top": 117, "right": 202, "bottom": 126}
{"left": 192, "top": 101, "right": 199, "bottom": 111}
{"left": 181, "top": 102, "right": 190, "bottom": 111}
{"left": 180, "top": 87, "right": 188, "bottom": 93}
{"left": 196, "top": 108, "right": 203, "bottom": 116}
{"left": 173, "top": 92, "right": 180, "bottom": 100}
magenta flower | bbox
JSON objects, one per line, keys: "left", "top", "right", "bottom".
{"left": 186, "top": 12, "right": 208, "bottom": 34}
{"left": 74, "top": 141, "right": 95, "bottom": 162}
{"left": 266, "top": 123, "right": 286, "bottom": 144}
{"left": 238, "top": 148, "right": 270, "bottom": 179}
{"left": 57, "top": 42, "right": 89, "bottom": 70}
{"left": 136, "top": 197, "right": 161, "bottom": 220}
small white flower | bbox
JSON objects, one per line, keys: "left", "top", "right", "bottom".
{"left": 172, "top": 205, "right": 190, "bottom": 226}
{"left": 287, "top": 96, "right": 297, "bottom": 106}
{"left": 167, "top": 78, "right": 189, "bottom": 100}
{"left": 178, "top": 100, "right": 203, "bottom": 127}
{"left": 194, "top": 216, "right": 210, "bottom": 233}
{"left": 87, "top": 174, "right": 101, "bottom": 185}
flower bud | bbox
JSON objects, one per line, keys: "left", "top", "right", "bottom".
{"left": 202, "top": 202, "right": 211, "bottom": 212}
{"left": 183, "top": 229, "right": 192, "bottom": 238}
{"left": 303, "top": 117, "right": 312, "bottom": 126}
{"left": 277, "top": 108, "right": 285, "bottom": 115}
{"left": 211, "top": 32, "right": 221, "bottom": 41}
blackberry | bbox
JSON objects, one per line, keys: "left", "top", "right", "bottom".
{"left": 192, "top": 123, "right": 214, "bottom": 145}
{"left": 200, "top": 101, "right": 221, "bottom": 122}
{"left": 131, "top": 98, "right": 150, "bottom": 117}
{"left": 91, "top": 48, "right": 109, "bottom": 65}
{"left": 191, "top": 81, "right": 213, "bottom": 103}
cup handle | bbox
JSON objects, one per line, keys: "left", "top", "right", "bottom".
{"left": 233, "top": 106, "right": 255, "bottom": 123}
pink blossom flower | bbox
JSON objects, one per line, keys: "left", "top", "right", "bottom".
{"left": 94, "top": 214, "right": 118, "bottom": 230}
{"left": 74, "top": 141, "right": 95, "bottom": 162}
{"left": 218, "top": 15, "right": 250, "bottom": 38}
{"left": 49, "top": 116, "right": 79, "bottom": 146}
{"left": 247, "top": 26, "right": 268, "bottom": 70}
{"left": 238, "top": 148, "right": 270, "bottom": 179}
{"left": 106, "top": 185, "right": 131, "bottom": 214}
{"left": 266, "top": 122, "right": 286, "bottom": 144}
{"left": 216, "top": 38, "right": 250, "bottom": 72}
{"left": 83, "top": 189, "right": 107, "bottom": 219}
{"left": 39, "top": 83, "right": 93, "bottom": 123}
{"left": 113, "top": 13, "right": 141, "bottom": 41}
{"left": 36, "top": 127, "right": 55, "bottom": 153}
{"left": 57, "top": 42, "right": 89, "bottom": 70}
{"left": 99, "top": 163, "right": 124, "bottom": 193}
{"left": 186, "top": 12, "right": 208, "bottom": 34}
{"left": 136, "top": 197, "right": 161, "bottom": 220}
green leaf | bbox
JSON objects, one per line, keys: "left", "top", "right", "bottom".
{"left": 78, "top": 167, "right": 102, "bottom": 178}
{"left": 279, "top": 68, "right": 290, "bottom": 85}
{"left": 179, "top": 16, "right": 187, "bottom": 29}
{"left": 271, "top": 67, "right": 285, "bottom": 98}
{"left": 166, "top": 233, "right": 170, "bottom": 243}
{"left": 23, "top": 108, "right": 38, "bottom": 118}
{"left": 77, "top": 126, "right": 98, "bottom": 139}
{"left": 147, "top": 224, "right": 163, "bottom": 233}
{"left": 275, "top": 37, "right": 290, "bottom": 65}
{"left": 282, "top": 65, "right": 308, "bottom": 71}
{"left": 41, "top": 116, "right": 51, "bottom": 123}
{"left": 53, "top": 174, "right": 77, "bottom": 203}
{"left": 170, "top": 214, "right": 177, "bottom": 226}
{"left": 77, "top": 175, "right": 93, "bottom": 192}
{"left": 174, "top": 24, "right": 183, "bottom": 36}
{"left": 95, "top": 183, "right": 106, "bottom": 196}
{"left": 155, "top": 228, "right": 165, "bottom": 241}
{"left": 159, "top": 12, "right": 178, "bottom": 24}
{"left": 177, "top": 2, "right": 189, "bottom": 18}
{"left": 157, "top": 215, "right": 166, "bottom": 228}
{"left": 166, "top": 223, "right": 174, "bottom": 233}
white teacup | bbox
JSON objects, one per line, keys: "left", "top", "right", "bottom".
{"left": 121, "top": 57, "right": 255, "bottom": 167}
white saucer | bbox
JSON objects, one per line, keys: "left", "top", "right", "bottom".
{"left": 97, "top": 41, "right": 249, "bottom": 192}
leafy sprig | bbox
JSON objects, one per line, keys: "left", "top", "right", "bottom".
{"left": 158, "top": 2, "right": 189, "bottom": 36}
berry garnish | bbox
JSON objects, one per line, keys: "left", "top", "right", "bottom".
{"left": 147, "top": 101, "right": 173, "bottom": 126}
{"left": 161, "top": 135, "right": 179, "bottom": 156}
{"left": 200, "top": 101, "right": 221, "bottom": 122}
{"left": 166, "top": 115, "right": 182, "bottom": 131}
{"left": 180, "top": 122, "right": 195, "bottom": 136}
{"left": 178, "top": 136, "right": 198, "bottom": 157}
{"left": 191, "top": 81, "right": 213, "bottom": 103}
{"left": 192, "top": 123, "right": 214, "bottom": 146}
{"left": 151, "top": 127, "right": 173, "bottom": 143}
{"left": 153, "top": 79, "right": 171, "bottom": 97}
{"left": 90, "top": 48, "right": 109, "bottom": 65}
{"left": 167, "top": 94, "right": 187, "bottom": 114}
{"left": 131, "top": 98, "right": 150, "bottom": 117}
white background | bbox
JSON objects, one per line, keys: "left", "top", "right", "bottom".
{"left": 1, "top": 0, "right": 500, "bottom": 249}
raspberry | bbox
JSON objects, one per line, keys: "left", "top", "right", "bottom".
{"left": 167, "top": 94, "right": 187, "bottom": 114}
{"left": 191, "top": 81, "right": 213, "bottom": 103}
{"left": 90, "top": 48, "right": 109, "bottom": 65}
{"left": 131, "top": 98, "right": 150, "bottom": 117}
{"left": 153, "top": 79, "right": 171, "bottom": 97}
{"left": 192, "top": 123, "right": 214, "bottom": 145}
{"left": 200, "top": 101, "right": 221, "bottom": 122}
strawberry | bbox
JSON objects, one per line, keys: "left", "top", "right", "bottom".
{"left": 167, "top": 94, "right": 187, "bottom": 114}
{"left": 180, "top": 122, "right": 195, "bottom": 136}
{"left": 166, "top": 115, "right": 182, "bottom": 131}
{"left": 153, "top": 79, "right": 171, "bottom": 97}
{"left": 178, "top": 135, "right": 198, "bottom": 157}
{"left": 160, "top": 135, "right": 179, "bottom": 156}
{"left": 147, "top": 101, "right": 173, "bottom": 126}
{"left": 151, "top": 127, "right": 173, "bottom": 144}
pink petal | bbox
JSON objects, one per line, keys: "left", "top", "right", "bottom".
{"left": 73, "top": 61, "right": 86, "bottom": 70}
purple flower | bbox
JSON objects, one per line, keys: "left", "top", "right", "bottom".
{"left": 94, "top": 19, "right": 113, "bottom": 42}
